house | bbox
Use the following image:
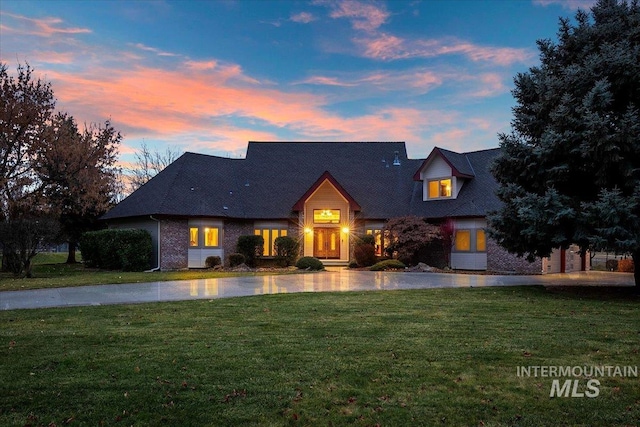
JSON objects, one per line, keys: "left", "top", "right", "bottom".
{"left": 102, "top": 141, "right": 585, "bottom": 273}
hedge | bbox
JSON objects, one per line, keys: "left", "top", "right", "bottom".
{"left": 296, "top": 256, "right": 324, "bottom": 270}
{"left": 79, "top": 229, "right": 152, "bottom": 271}
{"left": 274, "top": 236, "right": 299, "bottom": 267}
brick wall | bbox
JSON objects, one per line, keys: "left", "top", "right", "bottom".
{"left": 487, "top": 237, "right": 542, "bottom": 274}
{"left": 160, "top": 218, "right": 188, "bottom": 270}
{"left": 223, "top": 220, "right": 254, "bottom": 266}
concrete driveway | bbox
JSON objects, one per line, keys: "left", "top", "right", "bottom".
{"left": 0, "top": 270, "right": 634, "bottom": 311}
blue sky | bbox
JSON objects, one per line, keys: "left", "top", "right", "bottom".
{"left": 0, "top": 0, "right": 595, "bottom": 164}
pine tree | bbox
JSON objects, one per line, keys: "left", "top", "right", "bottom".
{"left": 490, "top": 0, "right": 640, "bottom": 286}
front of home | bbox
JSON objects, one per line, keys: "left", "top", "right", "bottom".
{"left": 103, "top": 141, "right": 587, "bottom": 273}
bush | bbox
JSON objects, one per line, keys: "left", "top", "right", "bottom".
{"left": 296, "top": 256, "right": 324, "bottom": 270}
{"left": 354, "top": 243, "right": 377, "bottom": 267}
{"left": 79, "top": 229, "right": 152, "bottom": 271}
{"left": 618, "top": 259, "right": 634, "bottom": 273}
{"left": 274, "top": 236, "right": 299, "bottom": 267}
{"left": 370, "top": 259, "right": 406, "bottom": 271}
{"left": 348, "top": 261, "right": 359, "bottom": 269}
{"left": 228, "top": 253, "right": 246, "bottom": 267}
{"left": 205, "top": 256, "right": 221, "bottom": 268}
{"left": 359, "top": 234, "right": 376, "bottom": 246}
{"left": 605, "top": 259, "right": 619, "bottom": 271}
{"left": 236, "top": 235, "right": 264, "bottom": 267}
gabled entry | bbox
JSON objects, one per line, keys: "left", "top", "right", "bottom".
{"left": 293, "top": 171, "right": 360, "bottom": 263}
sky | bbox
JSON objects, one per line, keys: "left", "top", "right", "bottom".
{"left": 0, "top": 0, "right": 597, "bottom": 164}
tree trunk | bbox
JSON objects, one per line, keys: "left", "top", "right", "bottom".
{"left": 66, "top": 240, "right": 78, "bottom": 264}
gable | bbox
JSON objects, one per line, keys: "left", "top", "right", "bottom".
{"left": 292, "top": 171, "right": 361, "bottom": 212}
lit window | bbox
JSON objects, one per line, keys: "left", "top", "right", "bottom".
{"left": 204, "top": 227, "right": 219, "bottom": 247}
{"left": 366, "top": 229, "right": 383, "bottom": 256}
{"left": 313, "top": 209, "right": 340, "bottom": 224}
{"left": 428, "top": 179, "right": 452, "bottom": 199}
{"left": 254, "top": 228, "right": 288, "bottom": 256}
{"left": 455, "top": 230, "right": 471, "bottom": 251}
{"left": 189, "top": 228, "right": 199, "bottom": 247}
{"left": 476, "top": 229, "right": 486, "bottom": 252}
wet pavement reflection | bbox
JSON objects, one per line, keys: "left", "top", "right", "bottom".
{"left": 0, "top": 270, "right": 634, "bottom": 310}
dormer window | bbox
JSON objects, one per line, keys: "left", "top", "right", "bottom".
{"left": 428, "top": 178, "right": 452, "bottom": 199}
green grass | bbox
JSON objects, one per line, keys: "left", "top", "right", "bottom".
{"left": 1, "top": 286, "right": 638, "bottom": 426}
{"left": 0, "top": 253, "right": 300, "bottom": 292}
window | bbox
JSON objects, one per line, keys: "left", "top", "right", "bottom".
{"left": 476, "top": 229, "right": 486, "bottom": 252}
{"left": 254, "top": 228, "right": 288, "bottom": 256}
{"left": 189, "top": 226, "right": 220, "bottom": 248}
{"left": 455, "top": 230, "right": 471, "bottom": 251}
{"left": 204, "top": 227, "right": 219, "bottom": 247}
{"left": 366, "top": 229, "right": 383, "bottom": 256}
{"left": 313, "top": 209, "right": 340, "bottom": 224}
{"left": 428, "top": 178, "right": 452, "bottom": 199}
{"left": 189, "top": 228, "right": 199, "bottom": 247}
{"left": 454, "top": 229, "right": 486, "bottom": 252}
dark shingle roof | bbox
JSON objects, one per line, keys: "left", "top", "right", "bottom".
{"left": 409, "top": 148, "right": 502, "bottom": 218}
{"left": 103, "top": 142, "right": 502, "bottom": 221}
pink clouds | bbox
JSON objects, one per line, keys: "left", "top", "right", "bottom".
{"left": 356, "top": 34, "right": 533, "bottom": 65}
{"left": 319, "top": 0, "right": 389, "bottom": 32}
{"left": 0, "top": 12, "right": 91, "bottom": 37}
{"left": 290, "top": 12, "right": 316, "bottom": 23}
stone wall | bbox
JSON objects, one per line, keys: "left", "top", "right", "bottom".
{"left": 160, "top": 218, "right": 188, "bottom": 270}
{"left": 487, "top": 238, "right": 542, "bottom": 274}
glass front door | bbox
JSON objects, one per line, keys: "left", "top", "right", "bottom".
{"left": 313, "top": 228, "right": 340, "bottom": 259}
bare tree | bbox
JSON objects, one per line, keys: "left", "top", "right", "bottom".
{"left": 128, "top": 141, "right": 182, "bottom": 192}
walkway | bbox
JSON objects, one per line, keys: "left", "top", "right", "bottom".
{"left": 0, "top": 270, "right": 634, "bottom": 311}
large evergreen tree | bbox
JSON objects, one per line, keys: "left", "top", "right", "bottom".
{"left": 490, "top": 0, "right": 640, "bottom": 286}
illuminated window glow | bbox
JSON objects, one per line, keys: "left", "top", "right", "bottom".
{"left": 254, "top": 228, "right": 288, "bottom": 256}
{"left": 476, "top": 229, "right": 486, "bottom": 252}
{"left": 455, "top": 230, "right": 471, "bottom": 251}
{"left": 189, "top": 228, "right": 199, "bottom": 247}
{"left": 204, "top": 227, "right": 219, "bottom": 247}
{"left": 428, "top": 178, "right": 452, "bottom": 199}
{"left": 313, "top": 209, "right": 340, "bottom": 224}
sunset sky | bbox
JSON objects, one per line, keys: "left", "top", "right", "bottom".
{"left": 1, "top": 0, "right": 596, "bottom": 164}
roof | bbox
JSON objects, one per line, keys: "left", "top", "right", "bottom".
{"left": 103, "top": 142, "right": 502, "bottom": 221}
{"left": 409, "top": 148, "right": 502, "bottom": 218}
{"left": 413, "top": 147, "right": 475, "bottom": 180}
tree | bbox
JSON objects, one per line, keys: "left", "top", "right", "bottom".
{"left": 1, "top": 63, "right": 56, "bottom": 273}
{"left": 489, "top": 0, "right": 640, "bottom": 286}
{"left": 384, "top": 216, "right": 440, "bottom": 265}
{"left": 36, "top": 113, "right": 121, "bottom": 263}
{"left": 128, "top": 141, "right": 181, "bottom": 192}
{"left": 1, "top": 63, "right": 122, "bottom": 272}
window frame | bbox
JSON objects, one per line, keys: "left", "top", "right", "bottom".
{"left": 189, "top": 225, "right": 221, "bottom": 248}
{"left": 254, "top": 228, "right": 288, "bottom": 257}
{"left": 453, "top": 228, "right": 486, "bottom": 253}
{"left": 427, "top": 178, "right": 453, "bottom": 199}
{"left": 313, "top": 209, "right": 341, "bottom": 224}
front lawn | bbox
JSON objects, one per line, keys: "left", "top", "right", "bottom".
{"left": 0, "top": 253, "right": 300, "bottom": 292}
{"left": 1, "top": 286, "right": 638, "bottom": 426}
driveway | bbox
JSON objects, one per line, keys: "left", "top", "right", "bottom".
{"left": 0, "top": 270, "right": 634, "bottom": 311}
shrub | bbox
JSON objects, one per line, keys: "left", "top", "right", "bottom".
{"left": 605, "top": 259, "right": 619, "bottom": 271}
{"left": 79, "top": 229, "right": 152, "bottom": 271}
{"left": 618, "top": 259, "right": 634, "bottom": 273}
{"left": 205, "top": 256, "right": 221, "bottom": 268}
{"left": 354, "top": 243, "right": 377, "bottom": 267}
{"left": 348, "top": 261, "right": 359, "bottom": 269}
{"left": 274, "top": 236, "right": 299, "bottom": 267}
{"left": 228, "top": 253, "right": 246, "bottom": 267}
{"left": 384, "top": 216, "right": 441, "bottom": 265}
{"left": 296, "top": 256, "right": 324, "bottom": 270}
{"left": 358, "top": 234, "right": 376, "bottom": 246}
{"left": 236, "top": 235, "right": 264, "bottom": 267}
{"left": 370, "top": 259, "right": 406, "bottom": 271}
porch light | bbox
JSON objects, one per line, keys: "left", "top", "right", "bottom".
{"left": 304, "top": 227, "right": 312, "bottom": 234}
{"left": 342, "top": 227, "right": 350, "bottom": 234}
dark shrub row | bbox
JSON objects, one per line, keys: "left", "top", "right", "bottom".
{"left": 80, "top": 229, "right": 152, "bottom": 271}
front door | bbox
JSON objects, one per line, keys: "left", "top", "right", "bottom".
{"left": 314, "top": 228, "right": 340, "bottom": 259}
